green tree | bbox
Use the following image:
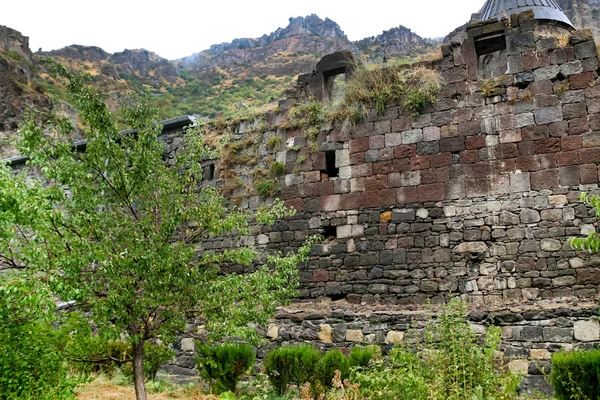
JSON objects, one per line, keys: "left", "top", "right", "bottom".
{"left": 570, "top": 192, "right": 600, "bottom": 252}
{"left": 0, "top": 61, "right": 315, "bottom": 400}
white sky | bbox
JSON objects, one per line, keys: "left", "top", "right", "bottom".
{"left": 1, "top": 1, "right": 485, "bottom": 60}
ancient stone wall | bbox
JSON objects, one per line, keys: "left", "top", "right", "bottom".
{"left": 165, "top": 13, "right": 600, "bottom": 392}
{"left": 6, "top": 12, "right": 600, "bottom": 393}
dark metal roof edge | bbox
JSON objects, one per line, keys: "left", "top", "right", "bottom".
{"left": 3, "top": 115, "right": 196, "bottom": 167}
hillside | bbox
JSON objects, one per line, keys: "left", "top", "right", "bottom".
{"left": 0, "top": 15, "right": 438, "bottom": 142}
{"left": 0, "top": 26, "right": 50, "bottom": 158}
{"left": 33, "top": 15, "right": 436, "bottom": 120}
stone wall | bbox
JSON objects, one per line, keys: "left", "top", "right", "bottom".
{"left": 6, "top": 12, "right": 600, "bottom": 394}
{"left": 169, "top": 13, "right": 600, "bottom": 392}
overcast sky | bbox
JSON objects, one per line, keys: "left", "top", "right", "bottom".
{"left": 2, "top": 1, "right": 485, "bottom": 60}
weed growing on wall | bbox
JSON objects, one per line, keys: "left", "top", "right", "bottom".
{"left": 344, "top": 65, "right": 441, "bottom": 117}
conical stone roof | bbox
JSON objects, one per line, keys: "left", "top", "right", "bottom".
{"left": 480, "top": 0, "right": 574, "bottom": 28}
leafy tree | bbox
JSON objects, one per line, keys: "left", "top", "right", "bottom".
{"left": 0, "top": 61, "right": 316, "bottom": 400}
{"left": 570, "top": 192, "right": 600, "bottom": 252}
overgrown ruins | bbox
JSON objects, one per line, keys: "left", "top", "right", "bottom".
{"left": 6, "top": 1, "right": 600, "bottom": 394}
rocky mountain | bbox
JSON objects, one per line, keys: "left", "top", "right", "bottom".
{"left": 355, "top": 26, "right": 436, "bottom": 60}
{"left": 556, "top": 0, "right": 600, "bottom": 36}
{"left": 0, "top": 15, "right": 437, "bottom": 139}
{"left": 0, "top": 26, "right": 50, "bottom": 158}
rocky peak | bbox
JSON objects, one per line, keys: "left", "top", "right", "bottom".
{"left": 204, "top": 14, "right": 348, "bottom": 54}
{"left": 273, "top": 14, "right": 347, "bottom": 40}
{"left": 0, "top": 25, "right": 32, "bottom": 58}
{"left": 354, "top": 25, "right": 433, "bottom": 58}
{"left": 42, "top": 45, "right": 110, "bottom": 62}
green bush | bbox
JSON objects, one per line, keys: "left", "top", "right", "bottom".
{"left": 270, "top": 161, "right": 286, "bottom": 178}
{"left": 316, "top": 349, "right": 350, "bottom": 389}
{"left": 196, "top": 342, "right": 256, "bottom": 394}
{"left": 349, "top": 299, "right": 520, "bottom": 400}
{"left": 348, "top": 345, "right": 377, "bottom": 369}
{"left": 255, "top": 179, "right": 279, "bottom": 200}
{"left": 266, "top": 135, "right": 282, "bottom": 151}
{"left": 264, "top": 344, "right": 322, "bottom": 396}
{"left": 552, "top": 349, "right": 600, "bottom": 399}
{"left": 0, "top": 280, "right": 77, "bottom": 400}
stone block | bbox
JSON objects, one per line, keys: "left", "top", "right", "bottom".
{"left": 402, "top": 129, "right": 423, "bottom": 144}
{"left": 319, "top": 324, "right": 333, "bottom": 343}
{"left": 386, "top": 330, "right": 405, "bottom": 344}
{"left": 574, "top": 41, "right": 598, "bottom": 59}
{"left": 534, "top": 65, "right": 560, "bottom": 81}
{"left": 531, "top": 169, "right": 558, "bottom": 190}
{"left": 346, "top": 329, "right": 364, "bottom": 343}
{"left": 181, "top": 338, "right": 195, "bottom": 352}
{"left": 510, "top": 172, "right": 531, "bottom": 192}
{"left": 267, "top": 324, "right": 279, "bottom": 340}
{"left": 560, "top": 60, "right": 583, "bottom": 76}
{"left": 574, "top": 320, "right": 600, "bottom": 342}
{"left": 570, "top": 72, "right": 596, "bottom": 90}
{"left": 423, "top": 126, "right": 441, "bottom": 142}
{"left": 534, "top": 106, "right": 563, "bottom": 125}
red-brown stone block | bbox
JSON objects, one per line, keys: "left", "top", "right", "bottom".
{"left": 440, "top": 137, "right": 465, "bottom": 153}
{"left": 496, "top": 158, "right": 517, "bottom": 174}
{"left": 350, "top": 137, "right": 370, "bottom": 154}
{"left": 569, "top": 72, "right": 596, "bottom": 90}
{"left": 535, "top": 138, "right": 561, "bottom": 153}
{"left": 516, "top": 155, "right": 541, "bottom": 172}
{"left": 466, "top": 136, "right": 486, "bottom": 149}
{"left": 418, "top": 183, "right": 445, "bottom": 202}
{"left": 580, "top": 164, "right": 598, "bottom": 184}
{"left": 562, "top": 135, "right": 583, "bottom": 151}
{"left": 392, "top": 117, "right": 412, "bottom": 132}
{"left": 460, "top": 150, "right": 479, "bottom": 164}
{"left": 579, "top": 147, "right": 600, "bottom": 163}
{"left": 430, "top": 153, "right": 453, "bottom": 168}
{"left": 313, "top": 269, "right": 329, "bottom": 282}
{"left": 397, "top": 187, "right": 418, "bottom": 204}
{"left": 498, "top": 143, "right": 520, "bottom": 159}
{"left": 472, "top": 162, "right": 493, "bottom": 179}
{"left": 519, "top": 141, "right": 536, "bottom": 156}
{"left": 365, "top": 175, "right": 388, "bottom": 192}
{"left": 569, "top": 117, "right": 590, "bottom": 135}
{"left": 394, "top": 145, "right": 417, "bottom": 159}
{"left": 349, "top": 153, "right": 365, "bottom": 165}
{"left": 411, "top": 156, "right": 431, "bottom": 170}
{"left": 538, "top": 154, "right": 557, "bottom": 169}
{"left": 521, "top": 125, "right": 549, "bottom": 141}
{"left": 556, "top": 150, "right": 580, "bottom": 166}
{"left": 284, "top": 198, "right": 303, "bottom": 212}
{"left": 372, "top": 160, "right": 393, "bottom": 175}
{"left": 531, "top": 169, "right": 559, "bottom": 190}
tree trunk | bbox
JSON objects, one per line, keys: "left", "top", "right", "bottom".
{"left": 132, "top": 338, "right": 147, "bottom": 400}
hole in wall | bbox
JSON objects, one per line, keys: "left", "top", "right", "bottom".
{"left": 322, "top": 151, "right": 339, "bottom": 179}
{"left": 329, "top": 294, "right": 346, "bottom": 301}
{"left": 322, "top": 225, "right": 337, "bottom": 240}
{"left": 203, "top": 163, "right": 216, "bottom": 181}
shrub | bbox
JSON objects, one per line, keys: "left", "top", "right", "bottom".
{"left": 270, "top": 161, "right": 286, "bottom": 178}
{"left": 348, "top": 345, "right": 377, "bottom": 369}
{"left": 344, "top": 65, "right": 440, "bottom": 117}
{"left": 316, "top": 349, "right": 350, "bottom": 389}
{"left": 266, "top": 135, "right": 282, "bottom": 151}
{"left": 551, "top": 349, "right": 600, "bottom": 399}
{"left": 0, "top": 280, "right": 77, "bottom": 400}
{"left": 255, "top": 179, "right": 279, "bottom": 200}
{"left": 349, "top": 298, "right": 520, "bottom": 400}
{"left": 196, "top": 342, "right": 256, "bottom": 394}
{"left": 264, "top": 344, "right": 322, "bottom": 396}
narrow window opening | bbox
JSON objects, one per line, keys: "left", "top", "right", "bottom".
{"left": 475, "top": 34, "right": 508, "bottom": 79}
{"left": 322, "top": 225, "right": 337, "bottom": 240}
{"left": 323, "top": 151, "right": 339, "bottom": 179}
{"left": 203, "top": 163, "right": 215, "bottom": 181}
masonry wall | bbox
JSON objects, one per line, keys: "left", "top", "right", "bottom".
{"left": 7, "top": 12, "right": 600, "bottom": 393}
{"left": 165, "top": 14, "right": 600, "bottom": 392}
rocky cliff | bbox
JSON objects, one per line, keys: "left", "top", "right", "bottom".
{"left": 556, "top": 0, "right": 600, "bottom": 35}
{"left": 0, "top": 26, "right": 50, "bottom": 159}
{"left": 355, "top": 26, "right": 436, "bottom": 60}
